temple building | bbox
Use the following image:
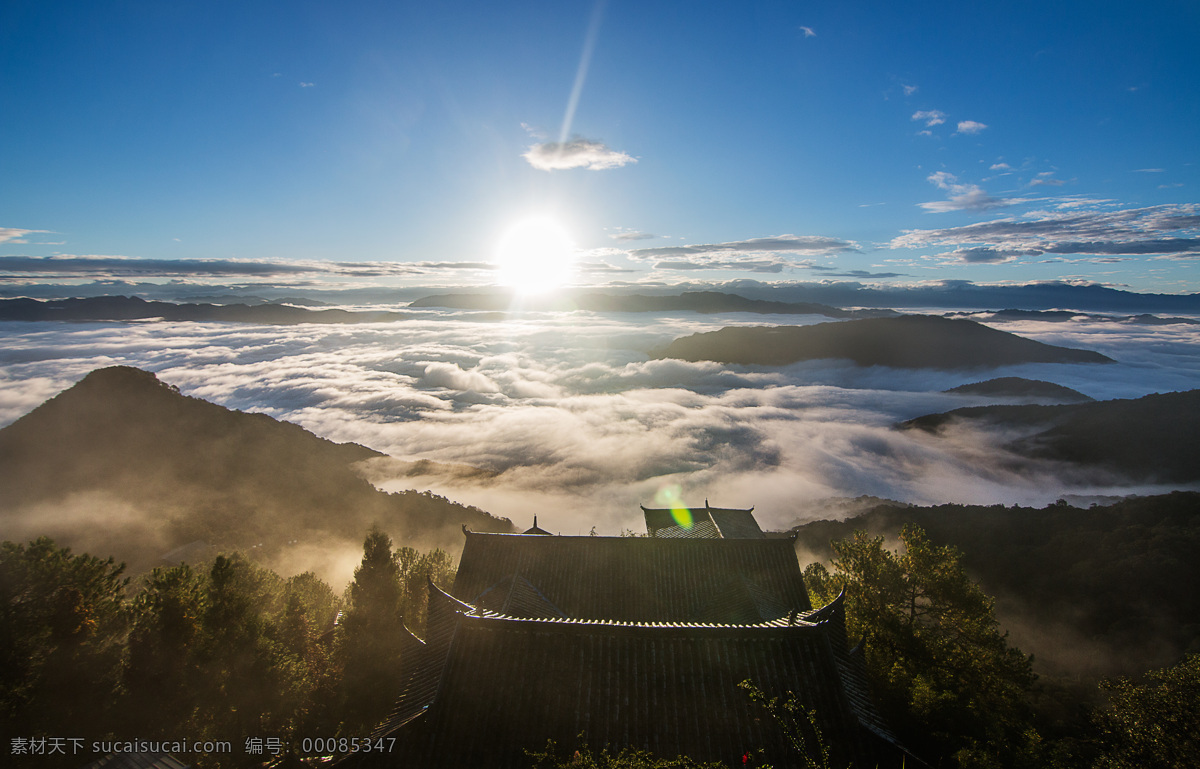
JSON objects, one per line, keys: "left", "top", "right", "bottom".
{"left": 342, "top": 505, "right": 914, "bottom": 768}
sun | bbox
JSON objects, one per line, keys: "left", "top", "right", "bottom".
{"left": 494, "top": 216, "right": 578, "bottom": 294}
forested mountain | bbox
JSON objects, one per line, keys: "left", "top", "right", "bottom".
{"left": 791, "top": 492, "right": 1200, "bottom": 679}
{"left": 943, "top": 377, "right": 1094, "bottom": 402}
{"left": 0, "top": 366, "right": 512, "bottom": 576}
{"left": 902, "top": 389, "right": 1200, "bottom": 483}
{"left": 654, "top": 315, "right": 1115, "bottom": 368}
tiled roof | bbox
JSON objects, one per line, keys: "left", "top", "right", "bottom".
{"left": 642, "top": 504, "right": 766, "bottom": 539}
{"left": 452, "top": 531, "right": 811, "bottom": 623}
{"left": 345, "top": 585, "right": 909, "bottom": 769}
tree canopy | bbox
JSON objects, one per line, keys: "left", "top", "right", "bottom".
{"left": 803, "top": 525, "right": 1041, "bottom": 768}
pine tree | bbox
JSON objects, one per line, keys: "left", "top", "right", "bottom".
{"left": 338, "top": 527, "right": 408, "bottom": 732}
{"left": 804, "top": 525, "right": 1041, "bottom": 768}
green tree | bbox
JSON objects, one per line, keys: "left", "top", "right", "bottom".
{"left": 338, "top": 527, "right": 408, "bottom": 731}
{"left": 0, "top": 537, "right": 128, "bottom": 746}
{"left": 804, "top": 525, "right": 1041, "bottom": 768}
{"left": 274, "top": 571, "right": 343, "bottom": 739}
{"left": 192, "top": 554, "right": 291, "bottom": 745}
{"left": 124, "top": 563, "right": 209, "bottom": 737}
{"left": 395, "top": 546, "right": 455, "bottom": 636}
{"left": 1092, "top": 653, "right": 1200, "bottom": 769}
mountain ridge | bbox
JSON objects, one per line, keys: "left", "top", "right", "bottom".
{"left": 0, "top": 366, "right": 513, "bottom": 576}
{"left": 407, "top": 290, "right": 896, "bottom": 318}
{"left": 654, "top": 315, "right": 1115, "bottom": 368}
{"left": 901, "top": 389, "right": 1200, "bottom": 483}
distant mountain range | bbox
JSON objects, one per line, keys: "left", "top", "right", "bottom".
{"left": 408, "top": 290, "right": 896, "bottom": 318}
{"left": 714, "top": 280, "right": 1200, "bottom": 315}
{"left": 943, "top": 377, "right": 1094, "bottom": 403}
{"left": 654, "top": 315, "right": 1115, "bottom": 368}
{"left": 0, "top": 367, "right": 512, "bottom": 575}
{"left": 901, "top": 389, "right": 1200, "bottom": 483}
{"left": 0, "top": 296, "right": 409, "bottom": 324}
{"left": 5, "top": 279, "right": 1199, "bottom": 315}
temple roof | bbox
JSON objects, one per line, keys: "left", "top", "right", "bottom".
{"left": 641, "top": 502, "right": 766, "bottom": 539}
{"left": 521, "top": 515, "right": 553, "bottom": 536}
{"left": 348, "top": 583, "right": 909, "bottom": 769}
{"left": 452, "top": 530, "right": 810, "bottom": 623}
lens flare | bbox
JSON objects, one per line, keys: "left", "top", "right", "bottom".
{"left": 654, "top": 483, "right": 693, "bottom": 529}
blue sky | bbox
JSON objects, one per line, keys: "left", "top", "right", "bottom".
{"left": 2, "top": 0, "right": 1198, "bottom": 292}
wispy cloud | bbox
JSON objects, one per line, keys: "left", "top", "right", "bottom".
{"left": 609, "top": 230, "right": 657, "bottom": 242}
{"left": 631, "top": 235, "right": 859, "bottom": 259}
{"left": 523, "top": 138, "right": 636, "bottom": 171}
{"left": 299, "top": 82, "right": 315, "bottom": 88}
{"left": 0, "top": 255, "right": 504, "bottom": 284}
{"left": 1133, "top": 168, "right": 1165, "bottom": 173}
{"left": 625, "top": 235, "right": 859, "bottom": 273}
{"left": 1030, "top": 171, "right": 1066, "bottom": 187}
{"left": 0, "top": 228, "right": 51, "bottom": 245}
{"left": 894, "top": 203, "right": 1200, "bottom": 262}
{"left": 799, "top": 26, "right": 816, "bottom": 38}
{"left": 902, "top": 84, "right": 918, "bottom": 96}
{"left": 912, "top": 110, "right": 946, "bottom": 127}
{"left": 955, "top": 120, "right": 987, "bottom": 135}
{"left": 919, "top": 172, "right": 1018, "bottom": 213}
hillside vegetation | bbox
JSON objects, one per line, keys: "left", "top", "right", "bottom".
{"left": 0, "top": 367, "right": 512, "bottom": 576}
{"left": 792, "top": 492, "right": 1200, "bottom": 679}
{"left": 902, "top": 389, "right": 1200, "bottom": 483}
{"left": 943, "top": 377, "right": 1094, "bottom": 403}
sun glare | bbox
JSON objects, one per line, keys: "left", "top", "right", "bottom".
{"left": 494, "top": 216, "right": 578, "bottom": 294}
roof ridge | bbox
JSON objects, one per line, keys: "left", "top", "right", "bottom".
{"left": 460, "top": 605, "right": 825, "bottom": 631}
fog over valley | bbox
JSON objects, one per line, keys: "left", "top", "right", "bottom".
{"left": 4, "top": 306, "right": 1198, "bottom": 542}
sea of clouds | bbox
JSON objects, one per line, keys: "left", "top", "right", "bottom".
{"left": 3, "top": 308, "right": 1199, "bottom": 534}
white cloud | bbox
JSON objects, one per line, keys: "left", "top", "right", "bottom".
{"left": 4, "top": 313, "right": 1198, "bottom": 536}
{"left": 625, "top": 234, "right": 860, "bottom": 273}
{"left": 893, "top": 203, "right": 1200, "bottom": 259}
{"left": 0, "top": 228, "right": 50, "bottom": 245}
{"left": 799, "top": 26, "right": 816, "bottom": 38}
{"left": 631, "top": 235, "right": 859, "bottom": 259}
{"left": 0, "top": 255, "right": 505, "bottom": 284}
{"left": 990, "top": 163, "right": 1012, "bottom": 171}
{"left": 608, "top": 229, "right": 656, "bottom": 242}
{"left": 903, "top": 84, "right": 918, "bottom": 96}
{"left": 912, "top": 110, "right": 946, "bottom": 127}
{"left": 421, "top": 362, "right": 501, "bottom": 393}
{"left": 956, "top": 120, "right": 988, "bottom": 135}
{"left": 1030, "top": 172, "right": 1066, "bottom": 187}
{"left": 919, "top": 172, "right": 1018, "bottom": 213}
{"left": 299, "top": 82, "right": 314, "bottom": 88}
{"left": 523, "top": 138, "right": 636, "bottom": 171}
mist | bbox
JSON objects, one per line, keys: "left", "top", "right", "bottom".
{"left": 3, "top": 308, "right": 1199, "bottom": 541}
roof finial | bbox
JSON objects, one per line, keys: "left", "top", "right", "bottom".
{"left": 533, "top": 515, "right": 538, "bottom": 528}
{"left": 705, "top": 498, "right": 710, "bottom": 510}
